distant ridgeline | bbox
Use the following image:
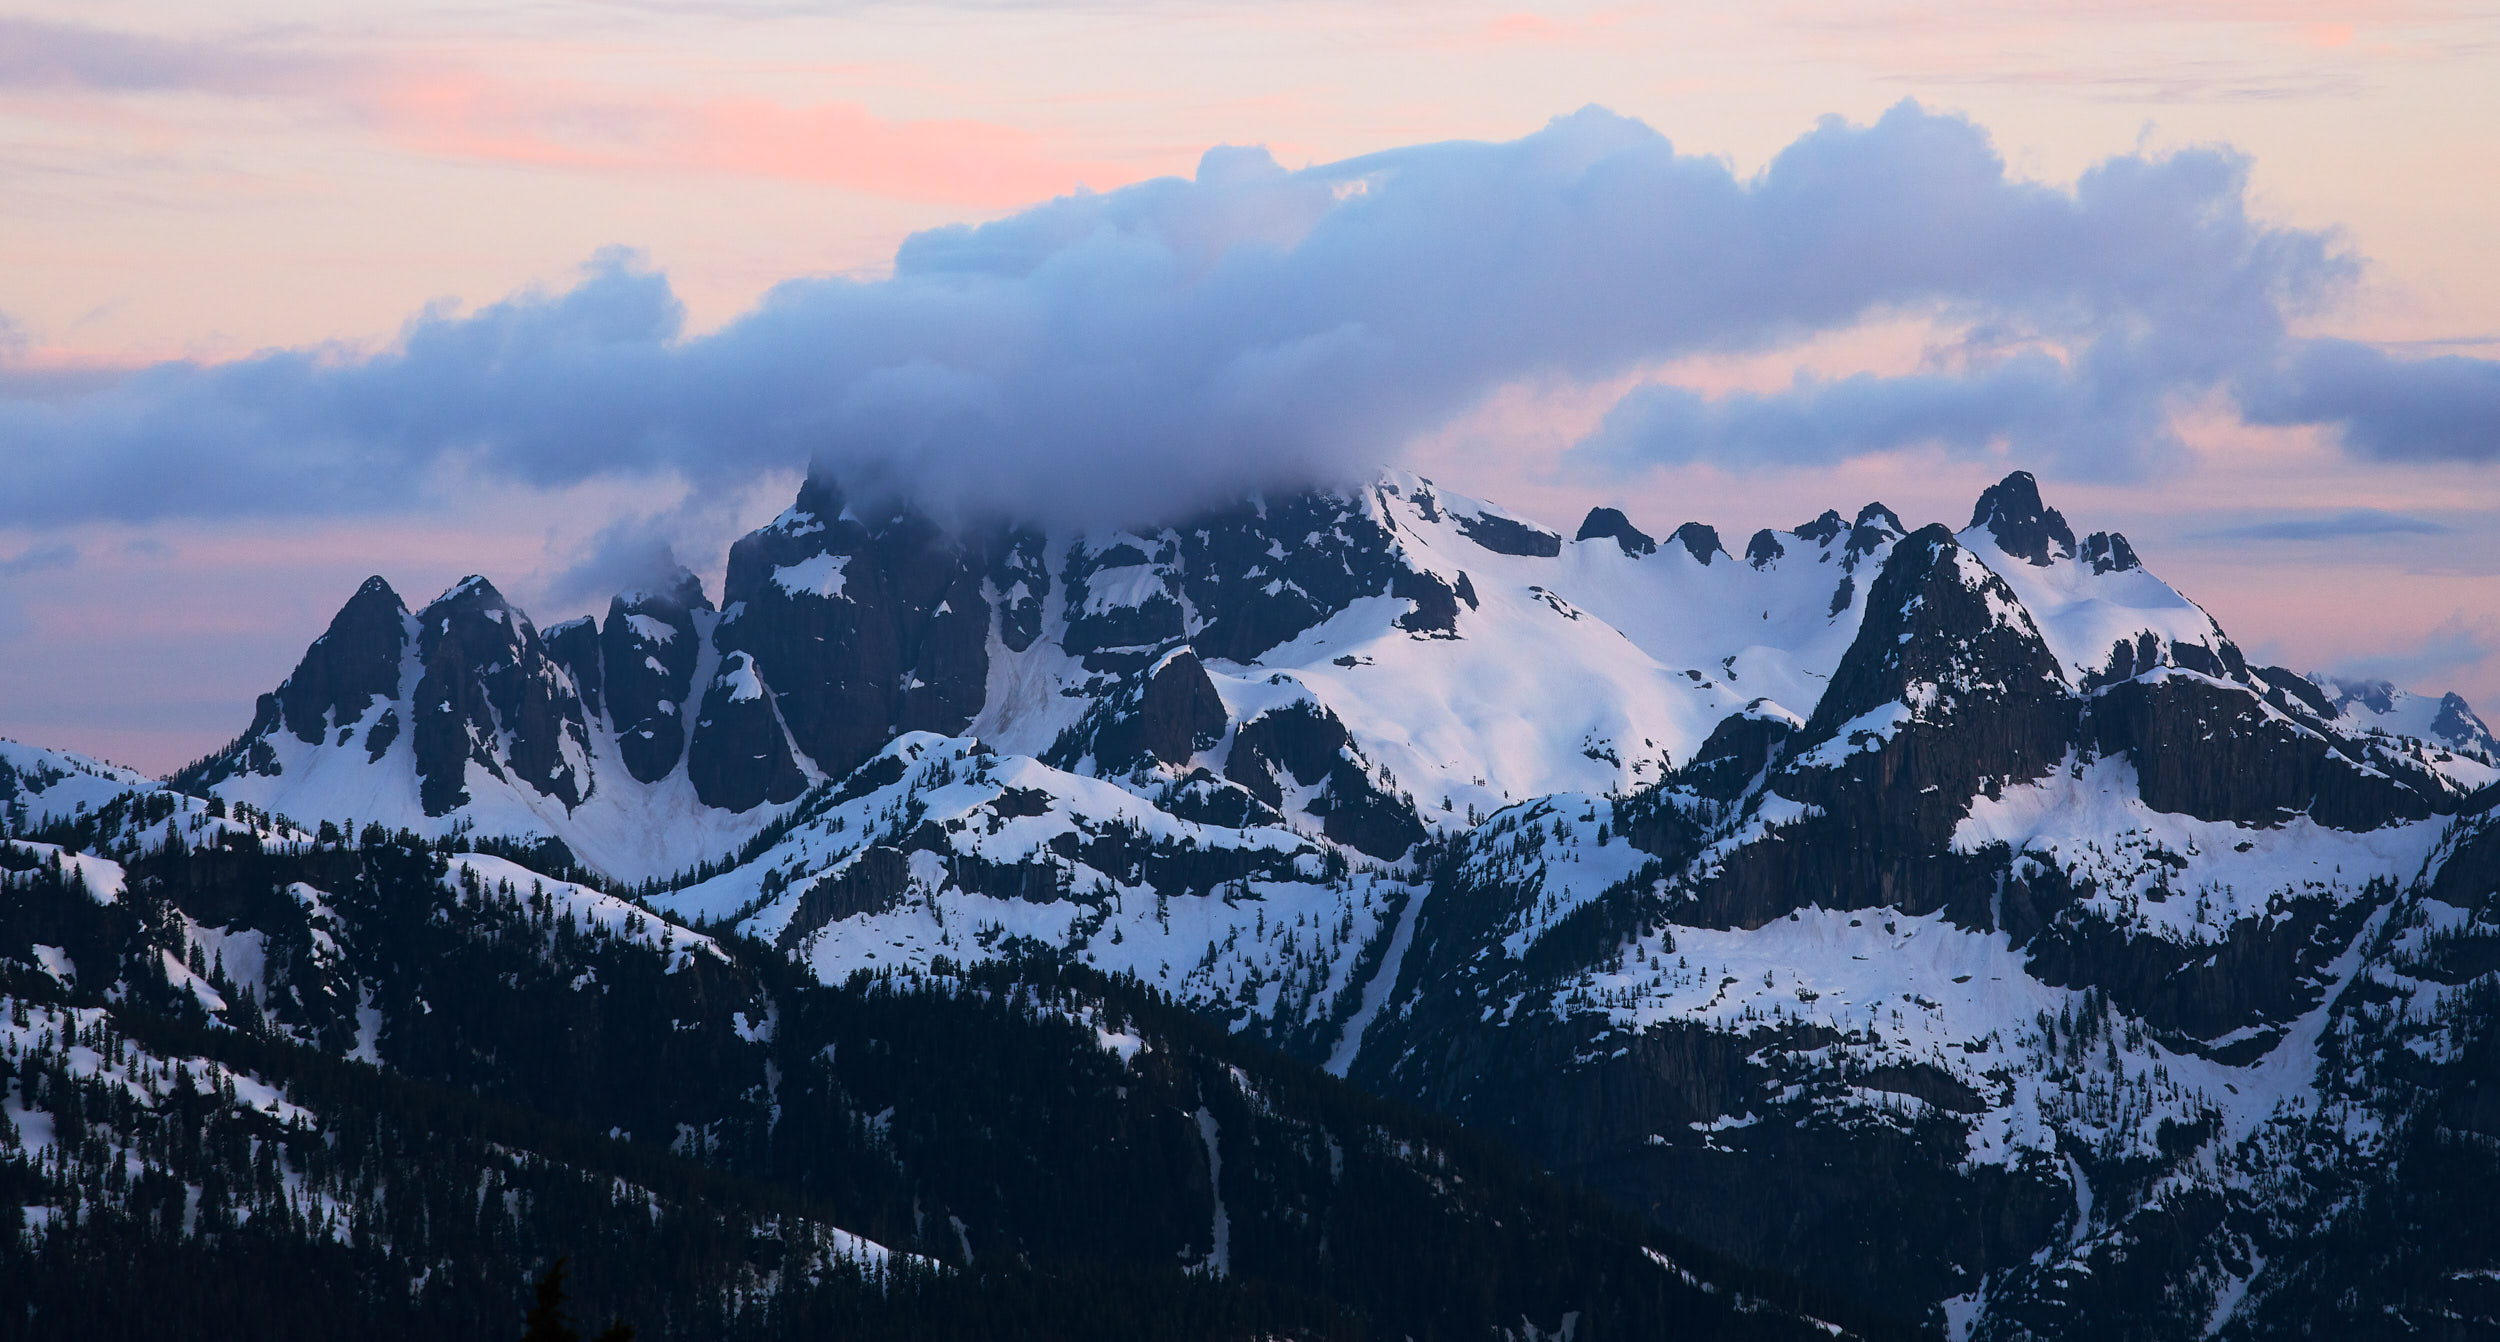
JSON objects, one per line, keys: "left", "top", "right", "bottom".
{"left": 9, "top": 468, "right": 2500, "bottom": 1338}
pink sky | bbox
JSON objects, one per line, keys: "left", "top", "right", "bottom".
{"left": 3, "top": 0, "right": 2497, "bottom": 773}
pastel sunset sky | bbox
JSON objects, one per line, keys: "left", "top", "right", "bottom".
{"left": 3, "top": 0, "right": 2497, "bottom": 772}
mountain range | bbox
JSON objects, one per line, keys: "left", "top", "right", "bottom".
{"left": 8, "top": 468, "right": 2500, "bottom": 1339}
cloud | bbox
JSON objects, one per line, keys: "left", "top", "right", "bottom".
{"left": 3, "top": 99, "right": 2494, "bottom": 536}
{"left": 0, "top": 18, "right": 331, "bottom": 95}
{"left": 2326, "top": 610, "right": 2500, "bottom": 694}
{"left": 364, "top": 74, "right": 1135, "bottom": 208}
{"left": 0, "top": 543, "right": 78, "bottom": 578}
{"left": 3, "top": 18, "right": 1129, "bottom": 209}
{"left": 2241, "top": 338, "right": 2500, "bottom": 462}
{"left": 2193, "top": 508, "right": 2451, "bottom": 541}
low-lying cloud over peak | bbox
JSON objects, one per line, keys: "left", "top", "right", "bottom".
{"left": 3, "top": 101, "right": 2493, "bottom": 538}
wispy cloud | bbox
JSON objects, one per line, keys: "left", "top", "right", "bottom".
{"left": 2328, "top": 609, "right": 2500, "bottom": 693}
{"left": 0, "top": 542, "right": 78, "bottom": 578}
{"left": 0, "top": 17, "right": 1132, "bottom": 208}
{"left": 2193, "top": 508, "right": 2451, "bottom": 541}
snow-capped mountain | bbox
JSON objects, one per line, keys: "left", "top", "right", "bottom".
{"left": 25, "top": 468, "right": 2500, "bottom": 1337}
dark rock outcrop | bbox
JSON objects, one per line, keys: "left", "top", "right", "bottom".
{"left": 685, "top": 651, "right": 810, "bottom": 814}
{"left": 1792, "top": 509, "right": 1847, "bottom": 544}
{"left": 711, "top": 476, "right": 994, "bottom": 786}
{"left": 1968, "top": 470, "right": 2076, "bottom": 565}
{"left": 1225, "top": 701, "right": 1423, "bottom": 859}
{"left": 2087, "top": 674, "right": 2432, "bottom": 831}
{"left": 2080, "top": 530, "right": 2140, "bottom": 574}
{"left": 275, "top": 576, "right": 411, "bottom": 745}
{"left": 1669, "top": 522, "right": 1725, "bottom": 565}
{"left": 542, "top": 617, "right": 603, "bottom": 720}
{"left": 1842, "top": 503, "right": 1905, "bottom": 567}
{"left": 1575, "top": 507, "right": 1656, "bottom": 557}
{"left": 1454, "top": 509, "right": 1563, "bottom": 558}
{"left": 1695, "top": 525, "right": 2077, "bottom": 928}
{"left": 1088, "top": 649, "right": 1229, "bottom": 771}
{"left": 409, "top": 577, "right": 592, "bottom": 817}
{"left": 1679, "top": 702, "right": 1798, "bottom": 800}
{"left": 778, "top": 845, "right": 912, "bottom": 948}
{"left": 600, "top": 570, "right": 711, "bottom": 784}
{"left": 1390, "top": 569, "right": 1463, "bottom": 635}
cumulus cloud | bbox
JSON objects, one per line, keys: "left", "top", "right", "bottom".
{"left": 3, "top": 100, "right": 2493, "bottom": 535}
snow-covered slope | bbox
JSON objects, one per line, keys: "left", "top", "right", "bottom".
{"left": 91, "top": 466, "right": 2500, "bottom": 1337}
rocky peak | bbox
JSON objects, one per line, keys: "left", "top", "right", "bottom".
{"left": 619, "top": 566, "right": 710, "bottom": 614}
{"left": 2433, "top": 693, "right": 2500, "bottom": 756}
{"left": 410, "top": 576, "right": 591, "bottom": 817}
{"left": 1968, "top": 471, "right": 2077, "bottom": 566}
{"left": 685, "top": 650, "right": 808, "bottom": 813}
{"left": 1575, "top": 507, "right": 1656, "bottom": 557}
{"left": 2079, "top": 530, "right": 2140, "bottom": 574}
{"left": 1177, "top": 489, "right": 1408, "bottom": 659}
{"left": 542, "top": 617, "right": 603, "bottom": 719}
{"left": 1744, "top": 529, "right": 1785, "bottom": 568}
{"left": 1842, "top": 503, "right": 1904, "bottom": 567}
{"left": 601, "top": 565, "right": 714, "bottom": 784}
{"left": 1669, "top": 522, "right": 1726, "bottom": 565}
{"left": 1792, "top": 510, "right": 1848, "bottom": 544}
{"left": 1805, "top": 525, "right": 2066, "bottom": 745}
{"left": 274, "top": 575, "right": 411, "bottom": 746}
{"left": 712, "top": 474, "right": 992, "bottom": 793}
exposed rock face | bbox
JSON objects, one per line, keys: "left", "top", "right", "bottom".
{"left": 184, "top": 576, "right": 414, "bottom": 788}
{"left": 1743, "top": 529, "right": 1785, "bottom": 568}
{"left": 1389, "top": 568, "right": 1463, "bottom": 634}
{"left": 2087, "top": 673, "right": 2432, "bottom": 831}
{"left": 410, "top": 577, "right": 592, "bottom": 817}
{"left": 1454, "top": 509, "right": 1562, "bottom": 557}
{"left": 1574, "top": 507, "right": 1656, "bottom": 556}
{"left": 541, "top": 617, "right": 602, "bottom": 720}
{"left": 713, "top": 477, "right": 996, "bottom": 785}
{"left": 1968, "top": 470, "right": 2077, "bottom": 565}
{"left": 274, "top": 576, "right": 411, "bottom": 746}
{"left": 1694, "top": 525, "right": 2075, "bottom": 929}
{"left": 2079, "top": 529, "right": 2140, "bottom": 574}
{"left": 1133, "top": 651, "right": 1227, "bottom": 767}
{"left": 600, "top": 569, "right": 711, "bottom": 784}
{"left": 1669, "top": 522, "right": 1725, "bottom": 565}
{"left": 778, "top": 845, "right": 911, "bottom": 948}
{"left": 1084, "top": 648, "right": 1228, "bottom": 771}
{"left": 1792, "top": 509, "right": 1847, "bottom": 544}
{"left": 2433, "top": 692, "right": 2499, "bottom": 755}
{"left": 1225, "top": 701, "right": 1424, "bottom": 859}
{"left": 1165, "top": 491, "right": 1404, "bottom": 661}
{"left": 1681, "top": 701, "right": 1799, "bottom": 801}
{"left": 685, "top": 651, "right": 809, "bottom": 813}
{"left": 1842, "top": 503, "right": 1905, "bottom": 566}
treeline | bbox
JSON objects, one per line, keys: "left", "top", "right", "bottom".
{"left": 0, "top": 820, "right": 1919, "bottom": 1340}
